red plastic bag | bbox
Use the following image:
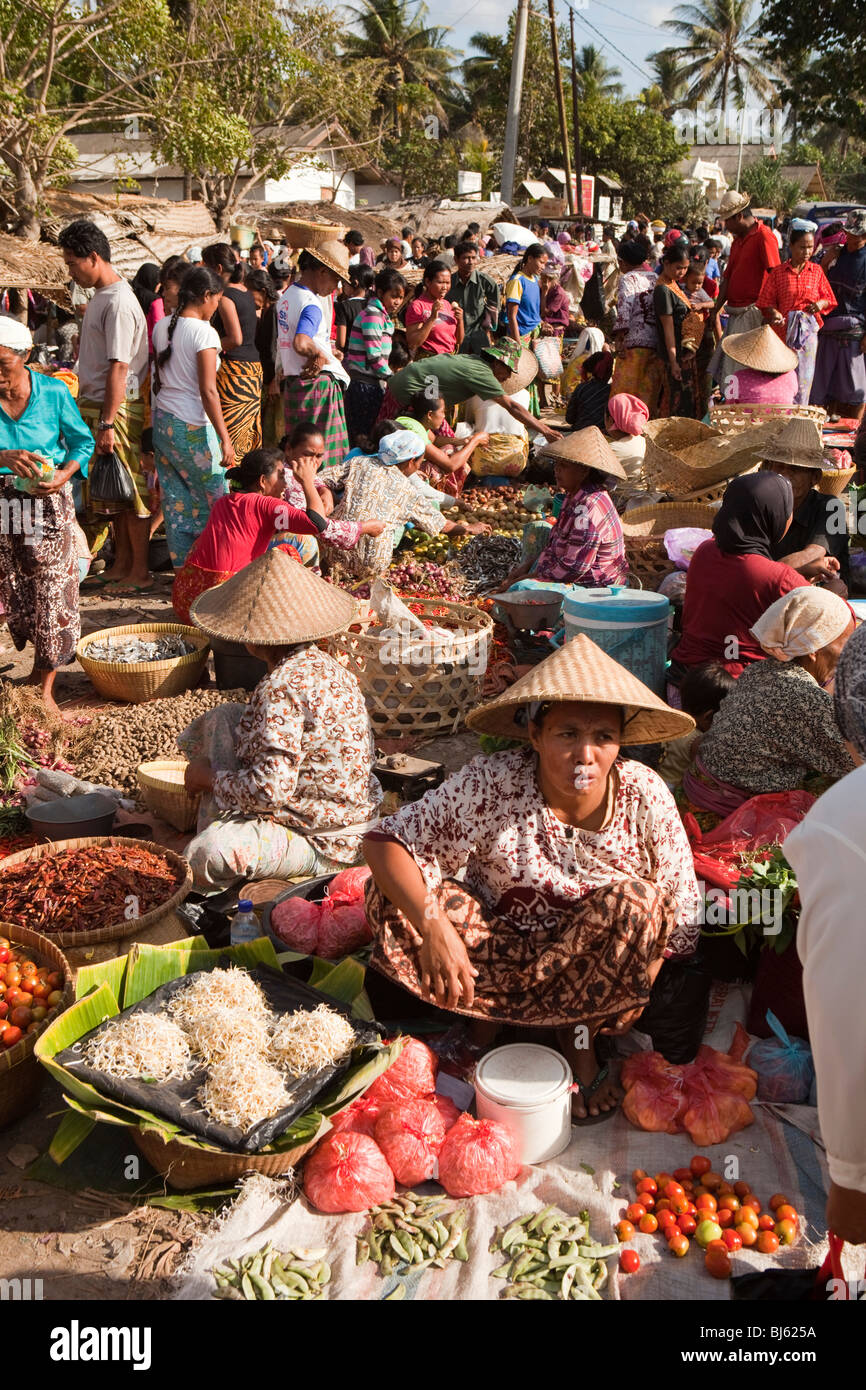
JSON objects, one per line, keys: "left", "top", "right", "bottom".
{"left": 374, "top": 1098, "right": 447, "bottom": 1186}
{"left": 328, "top": 1092, "right": 384, "bottom": 1139}
{"left": 438, "top": 1113, "right": 521, "bottom": 1197}
{"left": 681, "top": 1070, "right": 755, "bottom": 1146}
{"left": 365, "top": 1037, "right": 438, "bottom": 1106}
{"left": 429, "top": 1093, "right": 461, "bottom": 1131}
{"left": 328, "top": 867, "right": 371, "bottom": 901}
{"left": 303, "top": 1132, "right": 395, "bottom": 1213}
{"left": 687, "top": 791, "right": 815, "bottom": 893}
{"left": 317, "top": 899, "right": 372, "bottom": 959}
{"left": 621, "top": 1052, "right": 687, "bottom": 1134}
{"left": 270, "top": 896, "right": 320, "bottom": 954}
{"left": 689, "top": 1044, "right": 758, "bottom": 1101}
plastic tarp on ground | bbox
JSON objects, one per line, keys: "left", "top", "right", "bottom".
{"left": 174, "top": 984, "right": 850, "bottom": 1302}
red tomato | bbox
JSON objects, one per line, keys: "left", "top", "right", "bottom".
{"left": 758, "top": 1214, "right": 776, "bottom": 1231}
{"left": 636, "top": 1177, "right": 657, "bottom": 1196}
{"left": 717, "top": 1194, "right": 740, "bottom": 1213}
{"left": 4, "top": 966, "right": 21, "bottom": 987}
{"left": 668, "top": 1233, "right": 690, "bottom": 1257}
{"left": 0, "top": 947, "right": 9, "bottom": 964}
{"left": 737, "top": 1206, "right": 759, "bottom": 1230}
{"left": 663, "top": 1181, "right": 685, "bottom": 1201}
{"left": 716, "top": 1208, "right": 734, "bottom": 1229}
{"left": 9, "top": 1006, "right": 31, "bottom": 1029}
{"left": 632, "top": 1169, "right": 647, "bottom": 1185}
{"left": 0, "top": 1001, "right": 7, "bottom": 1019}
{"left": 705, "top": 1248, "right": 732, "bottom": 1279}
{"left": 626, "top": 1203, "right": 647, "bottom": 1223}
{"left": 686, "top": 1202, "right": 698, "bottom": 1216}
{"left": 670, "top": 1194, "right": 689, "bottom": 1216}
{"left": 774, "top": 1219, "right": 797, "bottom": 1246}
{"left": 717, "top": 1183, "right": 736, "bottom": 1197}
{"left": 2, "top": 1025, "right": 22, "bottom": 1047}
{"left": 756, "top": 1230, "right": 780, "bottom": 1255}
{"left": 723, "top": 1229, "right": 742, "bottom": 1252}
{"left": 619, "top": 1249, "right": 640, "bottom": 1274}
{"left": 639, "top": 1192, "right": 655, "bottom": 1211}
{"left": 46, "top": 972, "right": 63, "bottom": 991}
{"left": 736, "top": 1223, "right": 758, "bottom": 1248}
{"left": 695, "top": 1193, "right": 717, "bottom": 1213}
{"left": 654, "top": 1198, "right": 673, "bottom": 1214}
{"left": 31, "top": 981, "right": 51, "bottom": 1001}
{"left": 733, "top": 1180, "right": 752, "bottom": 1199}
{"left": 639, "top": 1214, "right": 658, "bottom": 1234}
{"left": 690, "top": 1155, "right": 712, "bottom": 1176}
{"left": 742, "top": 1195, "right": 762, "bottom": 1214}
{"left": 702, "top": 1171, "right": 723, "bottom": 1191}
{"left": 775, "top": 1205, "right": 798, "bottom": 1224}
{"left": 677, "top": 1213, "right": 697, "bottom": 1236}
{"left": 654, "top": 1172, "right": 674, "bottom": 1188}
{"left": 768, "top": 1193, "right": 789, "bottom": 1212}
{"left": 7, "top": 989, "right": 32, "bottom": 1009}
{"left": 673, "top": 1168, "right": 693, "bottom": 1184}
{"left": 616, "top": 1220, "right": 635, "bottom": 1243}
{"left": 656, "top": 1210, "right": 678, "bottom": 1234}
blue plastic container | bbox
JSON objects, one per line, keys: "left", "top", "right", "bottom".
{"left": 563, "top": 588, "right": 671, "bottom": 693}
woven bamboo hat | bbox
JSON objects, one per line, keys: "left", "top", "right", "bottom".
{"left": 724, "top": 323, "right": 798, "bottom": 374}
{"left": 538, "top": 426, "right": 628, "bottom": 481}
{"left": 466, "top": 633, "right": 694, "bottom": 744}
{"left": 761, "top": 415, "right": 826, "bottom": 470}
{"left": 305, "top": 238, "right": 351, "bottom": 281}
{"left": 717, "top": 189, "right": 751, "bottom": 220}
{"left": 190, "top": 548, "right": 359, "bottom": 644}
{"left": 480, "top": 342, "right": 539, "bottom": 393}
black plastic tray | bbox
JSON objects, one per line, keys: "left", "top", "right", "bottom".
{"left": 58, "top": 963, "right": 379, "bottom": 1153}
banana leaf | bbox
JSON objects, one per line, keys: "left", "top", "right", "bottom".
{"left": 48, "top": 1109, "right": 96, "bottom": 1164}
{"left": 122, "top": 936, "right": 280, "bottom": 1007}
{"left": 75, "top": 956, "right": 128, "bottom": 1004}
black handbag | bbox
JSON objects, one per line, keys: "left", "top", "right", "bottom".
{"left": 88, "top": 449, "right": 136, "bottom": 515}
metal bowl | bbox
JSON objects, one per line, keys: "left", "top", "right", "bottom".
{"left": 26, "top": 792, "right": 117, "bottom": 841}
{"left": 490, "top": 589, "right": 564, "bottom": 631}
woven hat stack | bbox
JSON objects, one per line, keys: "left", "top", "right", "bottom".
{"left": 723, "top": 323, "right": 798, "bottom": 375}
{"left": 190, "top": 548, "right": 359, "bottom": 645}
{"left": 539, "top": 426, "right": 628, "bottom": 481}
{"left": 761, "top": 416, "right": 826, "bottom": 471}
{"left": 466, "top": 633, "right": 694, "bottom": 744}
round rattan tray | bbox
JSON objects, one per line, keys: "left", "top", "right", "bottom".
{"left": 76, "top": 623, "right": 210, "bottom": 703}
{"left": 0, "top": 923, "right": 74, "bottom": 1128}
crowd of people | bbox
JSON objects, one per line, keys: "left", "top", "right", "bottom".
{"left": 1, "top": 196, "right": 865, "bottom": 1241}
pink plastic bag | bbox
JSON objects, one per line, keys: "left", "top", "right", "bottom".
{"left": 374, "top": 1098, "right": 447, "bottom": 1187}
{"left": 270, "top": 896, "right": 320, "bottom": 954}
{"left": 365, "top": 1037, "right": 438, "bottom": 1106}
{"left": 303, "top": 1132, "right": 395, "bottom": 1213}
{"left": 438, "top": 1114, "right": 521, "bottom": 1197}
{"left": 621, "top": 1052, "right": 687, "bottom": 1134}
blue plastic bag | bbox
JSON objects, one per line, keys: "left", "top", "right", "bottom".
{"left": 749, "top": 1010, "right": 814, "bottom": 1104}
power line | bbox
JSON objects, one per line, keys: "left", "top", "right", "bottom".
{"left": 564, "top": 0, "right": 656, "bottom": 86}
{"left": 592, "top": 0, "right": 672, "bottom": 37}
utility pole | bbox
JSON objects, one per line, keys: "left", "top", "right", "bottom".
{"left": 500, "top": 0, "right": 530, "bottom": 207}
{"left": 735, "top": 78, "right": 750, "bottom": 192}
{"left": 569, "top": 7, "right": 583, "bottom": 224}
{"left": 547, "top": 0, "right": 575, "bottom": 217}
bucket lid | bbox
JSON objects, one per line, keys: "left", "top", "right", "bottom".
{"left": 475, "top": 1044, "right": 572, "bottom": 1105}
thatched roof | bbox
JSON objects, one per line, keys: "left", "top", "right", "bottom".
{"left": 374, "top": 199, "right": 518, "bottom": 240}
{"left": 0, "top": 235, "right": 72, "bottom": 308}
{"left": 41, "top": 191, "right": 218, "bottom": 277}
{"left": 401, "top": 252, "right": 520, "bottom": 289}
{"left": 246, "top": 199, "right": 401, "bottom": 246}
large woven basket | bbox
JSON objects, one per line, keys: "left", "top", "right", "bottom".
{"left": 76, "top": 623, "right": 210, "bottom": 702}
{"left": 137, "top": 761, "right": 200, "bottom": 832}
{"left": 0, "top": 836, "right": 192, "bottom": 947}
{"left": 817, "top": 466, "right": 856, "bottom": 497}
{"left": 709, "top": 402, "right": 827, "bottom": 435}
{"left": 273, "top": 218, "right": 343, "bottom": 249}
{"left": 0, "top": 924, "right": 73, "bottom": 1129}
{"left": 326, "top": 598, "right": 494, "bottom": 737}
{"left": 622, "top": 502, "right": 717, "bottom": 590}
{"left": 133, "top": 1126, "right": 318, "bottom": 1191}
{"left": 642, "top": 417, "right": 792, "bottom": 497}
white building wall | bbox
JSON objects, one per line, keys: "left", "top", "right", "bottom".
{"left": 264, "top": 158, "right": 356, "bottom": 209}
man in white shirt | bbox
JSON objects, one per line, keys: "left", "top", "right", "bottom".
{"left": 58, "top": 219, "right": 152, "bottom": 591}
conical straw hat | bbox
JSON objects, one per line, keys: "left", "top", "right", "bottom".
{"left": 723, "top": 323, "right": 798, "bottom": 374}
{"left": 760, "top": 415, "right": 826, "bottom": 469}
{"left": 538, "top": 426, "right": 628, "bottom": 481}
{"left": 305, "top": 238, "right": 351, "bottom": 281}
{"left": 466, "top": 632, "right": 694, "bottom": 744}
{"left": 190, "top": 548, "right": 359, "bottom": 645}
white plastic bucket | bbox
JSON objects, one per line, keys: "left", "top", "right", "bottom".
{"left": 474, "top": 1044, "right": 573, "bottom": 1164}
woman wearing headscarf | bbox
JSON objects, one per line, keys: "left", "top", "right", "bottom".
{"left": 604, "top": 391, "right": 649, "bottom": 488}
{"left": 610, "top": 236, "right": 664, "bottom": 417}
{"left": 681, "top": 587, "right": 855, "bottom": 816}
{"left": 130, "top": 263, "right": 160, "bottom": 317}
{"left": 0, "top": 318, "right": 93, "bottom": 716}
{"left": 670, "top": 472, "right": 809, "bottom": 695}
{"left": 721, "top": 323, "right": 799, "bottom": 406}
{"left": 784, "top": 626, "right": 866, "bottom": 1244}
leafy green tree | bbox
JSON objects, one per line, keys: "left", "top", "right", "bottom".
{"left": 641, "top": 51, "right": 690, "bottom": 114}
{"left": 572, "top": 44, "right": 623, "bottom": 101}
{"left": 341, "top": 0, "right": 460, "bottom": 139}
{"left": 738, "top": 156, "right": 802, "bottom": 213}
{"left": 579, "top": 97, "right": 686, "bottom": 216}
{"left": 655, "top": 0, "right": 778, "bottom": 108}
{"left": 462, "top": 9, "right": 562, "bottom": 184}
{"left": 759, "top": 1, "right": 866, "bottom": 144}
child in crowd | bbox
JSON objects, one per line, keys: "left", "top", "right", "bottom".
{"left": 344, "top": 267, "right": 406, "bottom": 446}
{"left": 335, "top": 265, "right": 374, "bottom": 353}
{"left": 395, "top": 390, "right": 489, "bottom": 498}
{"left": 659, "top": 660, "right": 737, "bottom": 789}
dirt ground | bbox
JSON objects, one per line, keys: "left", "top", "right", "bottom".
{"left": 0, "top": 572, "right": 485, "bottom": 1299}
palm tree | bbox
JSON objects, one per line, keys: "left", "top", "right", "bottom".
{"left": 342, "top": 0, "right": 460, "bottom": 136}
{"left": 655, "top": 0, "right": 779, "bottom": 110}
{"left": 572, "top": 44, "right": 623, "bottom": 100}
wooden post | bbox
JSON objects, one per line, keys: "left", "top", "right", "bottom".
{"left": 569, "top": 8, "right": 584, "bottom": 224}
{"left": 547, "top": 0, "right": 575, "bottom": 217}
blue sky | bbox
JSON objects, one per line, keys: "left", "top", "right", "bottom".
{"left": 437, "top": 0, "right": 677, "bottom": 97}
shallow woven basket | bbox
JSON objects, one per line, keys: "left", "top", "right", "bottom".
{"left": 622, "top": 501, "right": 717, "bottom": 591}
{"left": 0, "top": 924, "right": 73, "bottom": 1129}
{"left": 817, "top": 466, "right": 856, "bottom": 497}
{"left": 76, "top": 623, "right": 210, "bottom": 703}
{"left": 0, "top": 836, "right": 192, "bottom": 947}
{"left": 275, "top": 218, "right": 343, "bottom": 249}
{"left": 133, "top": 1127, "right": 317, "bottom": 1191}
{"left": 137, "top": 761, "right": 200, "bottom": 833}
{"left": 325, "top": 598, "right": 494, "bottom": 737}
{"left": 643, "top": 417, "right": 790, "bottom": 497}
{"left": 709, "top": 402, "right": 827, "bottom": 435}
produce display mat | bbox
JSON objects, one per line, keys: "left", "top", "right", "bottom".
{"left": 175, "top": 982, "right": 848, "bottom": 1302}
{"left": 57, "top": 964, "right": 380, "bottom": 1153}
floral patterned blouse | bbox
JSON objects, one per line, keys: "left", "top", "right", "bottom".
{"left": 283, "top": 473, "right": 361, "bottom": 551}
{"left": 212, "top": 645, "right": 382, "bottom": 862}
{"left": 697, "top": 659, "right": 854, "bottom": 795}
{"left": 317, "top": 453, "right": 445, "bottom": 576}
{"left": 372, "top": 748, "right": 701, "bottom": 958}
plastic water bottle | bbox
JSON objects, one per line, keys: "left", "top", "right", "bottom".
{"left": 230, "top": 898, "right": 259, "bottom": 947}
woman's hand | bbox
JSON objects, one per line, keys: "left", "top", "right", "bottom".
{"left": 220, "top": 436, "right": 236, "bottom": 469}
{"left": 539, "top": 424, "right": 562, "bottom": 442}
{"left": 670, "top": 360, "right": 683, "bottom": 382}
{"left": 418, "top": 914, "right": 478, "bottom": 1010}
{"left": 292, "top": 454, "right": 319, "bottom": 489}
{"left": 184, "top": 758, "right": 214, "bottom": 795}
{"left": 34, "top": 464, "right": 78, "bottom": 496}
{"left": 0, "top": 449, "right": 49, "bottom": 480}
{"left": 360, "top": 520, "right": 387, "bottom": 536}
{"left": 767, "top": 308, "right": 785, "bottom": 325}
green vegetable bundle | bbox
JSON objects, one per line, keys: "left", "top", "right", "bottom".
{"left": 490, "top": 1206, "right": 616, "bottom": 1300}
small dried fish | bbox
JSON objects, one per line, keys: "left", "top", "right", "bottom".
{"left": 87, "top": 635, "right": 196, "bottom": 665}
{"left": 451, "top": 535, "right": 522, "bottom": 593}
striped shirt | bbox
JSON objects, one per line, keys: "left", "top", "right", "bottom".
{"left": 534, "top": 482, "right": 628, "bottom": 587}
{"left": 346, "top": 297, "right": 394, "bottom": 381}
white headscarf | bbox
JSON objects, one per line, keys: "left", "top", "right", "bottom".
{"left": 0, "top": 317, "right": 33, "bottom": 351}
{"left": 750, "top": 587, "right": 851, "bottom": 662}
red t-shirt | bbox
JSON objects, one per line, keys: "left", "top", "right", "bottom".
{"left": 405, "top": 294, "right": 459, "bottom": 354}
{"left": 725, "top": 222, "right": 780, "bottom": 307}
{"left": 672, "top": 539, "right": 808, "bottom": 676}
{"left": 190, "top": 493, "right": 319, "bottom": 572}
